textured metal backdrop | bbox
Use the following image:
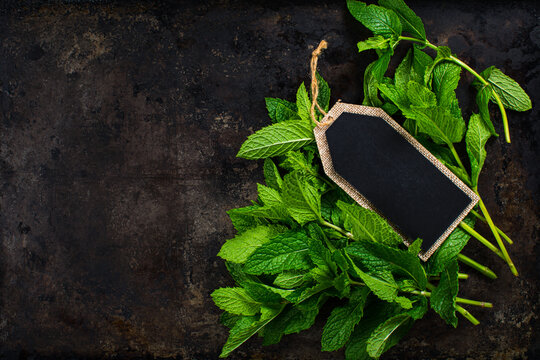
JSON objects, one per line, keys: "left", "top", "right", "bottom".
{"left": 0, "top": 1, "right": 538, "bottom": 359}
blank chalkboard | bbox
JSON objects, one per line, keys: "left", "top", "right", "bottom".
{"left": 321, "top": 108, "right": 477, "bottom": 258}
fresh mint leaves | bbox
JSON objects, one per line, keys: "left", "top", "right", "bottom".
{"left": 212, "top": 0, "right": 524, "bottom": 357}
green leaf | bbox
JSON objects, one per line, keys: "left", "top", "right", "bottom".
{"left": 366, "top": 313, "right": 414, "bottom": 358}
{"left": 481, "top": 66, "right": 532, "bottom": 111}
{"left": 403, "top": 106, "right": 465, "bottom": 145}
{"left": 395, "top": 49, "right": 413, "bottom": 92}
{"left": 219, "top": 306, "right": 283, "bottom": 358}
{"left": 357, "top": 35, "right": 390, "bottom": 53}
{"left": 378, "top": 0, "right": 426, "bottom": 40}
{"left": 378, "top": 83, "right": 410, "bottom": 111}
{"left": 354, "top": 240, "right": 427, "bottom": 289}
{"left": 406, "top": 80, "right": 437, "bottom": 107}
{"left": 211, "top": 288, "right": 261, "bottom": 316}
{"left": 218, "top": 225, "right": 285, "bottom": 264}
{"left": 345, "top": 306, "right": 388, "bottom": 360}
{"left": 430, "top": 260, "right": 459, "bottom": 327}
{"left": 296, "top": 82, "right": 312, "bottom": 121}
{"left": 244, "top": 231, "right": 313, "bottom": 275}
{"left": 220, "top": 312, "right": 243, "bottom": 329}
{"left": 279, "top": 150, "right": 315, "bottom": 174}
{"left": 263, "top": 158, "right": 283, "bottom": 190}
{"left": 433, "top": 61, "right": 461, "bottom": 108}
{"left": 423, "top": 46, "right": 452, "bottom": 85}
{"left": 466, "top": 113, "right": 491, "bottom": 187}
{"left": 407, "top": 238, "right": 423, "bottom": 255}
{"left": 282, "top": 171, "right": 322, "bottom": 225}
{"left": 274, "top": 271, "right": 307, "bottom": 289}
{"left": 265, "top": 97, "right": 300, "bottom": 123}
{"left": 412, "top": 47, "right": 433, "bottom": 83}
{"left": 257, "top": 183, "right": 283, "bottom": 208}
{"left": 236, "top": 119, "right": 314, "bottom": 160}
{"left": 307, "top": 230, "right": 338, "bottom": 275}
{"left": 227, "top": 205, "right": 268, "bottom": 232}
{"left": 321, "top": 287, "right": 370, "bottom": 351}
{"left": 347, "top": 1, "right": 402, "bottom": 37}
{"left": 347, "top": 256, "right": 398, "bottom": 302}
{"left": 363, "top": 50, "right": 393, "bottom": 107}
{"left": 337, "top": 201, "right": 402, "bottom": 246}
{"left": 476, "top": 84, "right": 498, "bottom": 136}
{"left": 427, "top": 217, "right": 475, "bottom": 275}
{"left": 316, "top": 72, "right": 331, "bottom": 114}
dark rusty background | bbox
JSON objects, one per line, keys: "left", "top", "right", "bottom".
{"left": 0, "top": 1, "right": 538, "bottom": 359}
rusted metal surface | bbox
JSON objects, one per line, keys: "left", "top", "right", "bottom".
{"left": 0, "top": 1, "right": 538, "bottom": 358}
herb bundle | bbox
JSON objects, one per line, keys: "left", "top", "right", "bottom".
{"left": 212, "top": 0, "right": 530, "bottom": 358}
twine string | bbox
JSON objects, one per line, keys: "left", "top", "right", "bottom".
{"left": 310, "top": 40, "right": 332, "bottom": 127}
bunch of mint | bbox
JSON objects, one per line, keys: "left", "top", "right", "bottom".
{"left": 347, "top": 0, "right": 531, "bottom": 277}
{"left": 212, "top": 1, "right": 530, "bottom": 358}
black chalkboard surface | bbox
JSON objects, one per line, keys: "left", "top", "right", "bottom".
{"left": 315, "top": 104, "right": 478, "bottom": 259}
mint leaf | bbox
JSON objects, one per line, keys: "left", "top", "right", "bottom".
{"left": 423, "top": 46, "right": 452, "bottom": 85}
{"left": 366, "top": 313, "right": 414, "bottom": 358}
{"left": 430, "top": 260, "right": 459, "bottom": 327}
{"left": 274, "top": 271, "right": 307, "bottom": 289}
{"left": 357, "top": 35, "right": 390, "bottom": 53}
{"left": 321, "top": 287, "right": 370, "bottom": 351}
{"left": 244, "top": 231, "right": 313, "bottom": 275}
{"left": 427, "top": 217, "right": 475, "bottom": 275}
{"left": 316, "top": 72, "right": 331, "bottom": 114}
{"left": 395, "top": 49, "right": 412, "bottom": 92}
{"left": 412, "top": 47, "right": 433, "bottom": 83}
{"left": 337, "top": 201, "right": 402, "bottom": 246}
{"left": 406, "top": 80, "right": 437, "bottom": 107}
{"left": 433, "top": 61, "right": 461, "bottom": 108}
{"left": 404, "top": 106, "right": 465, "bottom": 145}
{"left": 265, "top": 97, "right": 300, "bottom": 123}
{"left": 481, "top": 66, "right": 532, "bottom": 111}
{"left": 283, "top": 171, "right": 322, "bottom": 225}
{"left": 378, "top": 83, "right": 410, "bottom": 111}
{"left": 347, "top": 1, "right": 402, "bottom": 37}
{"left": 476, "top": 84, "right": 498, "bottom": 136}
{"left": 347, "top": 257, "right": 398, "bottom": 302}
{"left": 363, "top": 50, "right": 392, "bottom": 106}
{"left": 220, "top": 312, "right": 243, "bottom": 329}
{"left": 263, "top": 158, "right": 283, "bottom": 190}
{"left": 296, "top": 82, "right": 312, "bottom": 121}
{"left": 218, "top": 225, "right": 285, "bottom": 264}
{"left": 220, "top": 307, "right": 283, "bottom": 358}
{"left": 236, "top": 119, "right": 314, "bottom": 159}
{"left": 378, "top": 0, "right": 425, "bottom": 40}
{"left": 355, "top": 240, "right": 427, "bottom": 289}
{"left": 466, "top": 113, "right": 491, "bottom": 187}
{"left": 227, "top": 205, "right": 268, "bottom": 232}
{"left": 257, "top": 183, "right": 283, "bottom": 208}
{"left": 407, "top": 238, "right": 423, "bottom": 255}
{"left": 279, "top": 150, "right": 316, "bottom": 174}
{"left": 211, "top": 287, "right": 261, "bottom": 316}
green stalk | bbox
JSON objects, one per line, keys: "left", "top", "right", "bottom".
{"left": 459, "top": 222, "right": 505, "bottom": 260}
{"left": 457, "top": 254, "right": 497, "bottom": 279}
{"left": 320, "top": 220, "right": 354, "bottom": 239}
{"left": 430, "top": 273, "right": 469, "bottom": 281}
{"left": 410, "top": 289, "right": 492, "bottom": 308}
{"left": 398, "top": 36, "right": 511, "bottom": 143}
{"left": 455, "top": 304, "right": 480, "bottom": 325}
{"left": 448, "top": 143, "right": 469, "bottom": 175}
{"left": 470, "top": 209, "right": 514, "bottom": 245}
{"left": 475, "top": 193, "right": 518, "bottom": 276}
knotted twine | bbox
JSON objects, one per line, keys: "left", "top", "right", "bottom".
{"left": 310, "top": 40, "right": 333, "bottom": 127}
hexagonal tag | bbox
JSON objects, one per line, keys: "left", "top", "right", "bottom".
{"left": 314, "top": 102, "right": 478, "bottom": 260}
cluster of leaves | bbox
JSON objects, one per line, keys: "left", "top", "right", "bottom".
{"left": 347, "top": 0, "right": 531, "bottom": 190}
{"left": 212, "top": 76, "right": 478, "bottom": 359}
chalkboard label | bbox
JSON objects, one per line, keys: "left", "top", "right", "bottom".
{"left": 314, "top": 103, "right": 478, "bottom": 260}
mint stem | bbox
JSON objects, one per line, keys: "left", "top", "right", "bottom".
{"left": 470, "top": 209, "right": 513, "bottom": 244}
{"left": 455, "top": 304, "right": 480, "bottom": 325}
{"left": 457, "top": 253, "right": 497, "bottom": 279}
{"left": 320, "top": 220, "right": 354, "bottom": 239}
{"left": 459, "top": 222, "right": 505, "bottom": 260}
{"left": 398, "top": 36, "right": 511, "bottom": 143}
{"left": 410, "top": 289, "right": 492, "bottom": 308}
{"left": 430, "top": 273, "right": 469, "bottom": 281}
{"left": 474, "top": 193, "right": 519, "bottom": 276}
